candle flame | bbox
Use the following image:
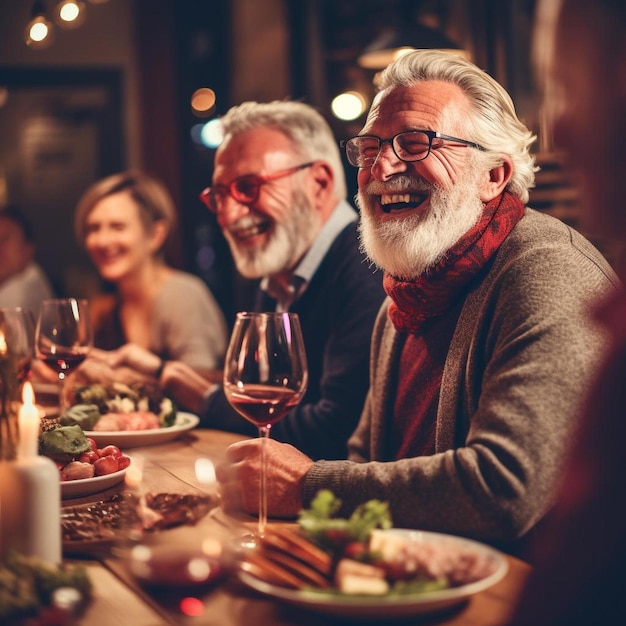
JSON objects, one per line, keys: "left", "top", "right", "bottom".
{"left": 0, "top": 331, "right": 6, "bottom": 356}
{"left": 22, "top": 381, "right": 35, "bottom": 406}
{"left": 18, "top": 380, "right": 40, "bottom": 459}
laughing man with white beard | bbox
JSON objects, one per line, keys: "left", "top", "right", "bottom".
{"left": 216, "top": 50, "right": 619, "bottom": 557}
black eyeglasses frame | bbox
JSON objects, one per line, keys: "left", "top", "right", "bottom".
{"left": 340, "top": 130, "right": 485, "bottom": 168}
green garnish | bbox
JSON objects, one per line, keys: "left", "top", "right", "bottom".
{"left": 0, "top": 552, "right": 91, "bottom": 622}
{"left": 298, "top": 489, "right": 392, "bottom": 553}
{"left": 60, "top": 404, "right": 101, "bottom": 430}
{"left": 72, "top": 382, "right": 177, "bottom": 427}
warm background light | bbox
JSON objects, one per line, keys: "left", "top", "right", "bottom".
{"left": 60, "top": 2, "right": 80, "bottom": 21}
{"left": 25, "top": 15, "right": 54, "bottom": 48}
{"left": 55, "top": 1, "right": 87, "bottom": 29}
{"left": 54, "top": 0, "right": 87, "bottom": 28}
{"left": 191, "top": 88, "right": 217, "bottom": 117}
{"left": 24, "top": 1, "right": 55, "bottom": 49}
{"left": 30, "top": 20, "right": 49, "bottom": 41}
{"left": 331, "top": 91, "right": 367, "bottom": 121}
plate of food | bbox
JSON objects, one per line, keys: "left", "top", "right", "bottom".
{"left": 61, "top": 491, "right": 217, "bottom": 555}
{"left": 61, "top": 467, "right": 128, "bottom": 499}
{"left": 56, "top": 382, "right": 200, "bottom": 447}
{"left": 39, "top": 424, "right": 132, "bottom": 499}
{"left": 84, "top": 411, "right": 200, "bottom": 448}
{"left": 236, "top": 491, "right": 508, "bottom": 619}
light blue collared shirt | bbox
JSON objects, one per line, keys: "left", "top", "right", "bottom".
{"left": 261, "top": 200, "right": 358, "bottom": 311}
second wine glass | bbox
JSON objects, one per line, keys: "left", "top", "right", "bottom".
{"left": 223, "top": 312, "right": 308, "bottom": 538}
{"left": 35, "top": 298, "right": 93, "bottom": 415}
{"left": 0, "top": 307, "right": 36, "bottom": 460}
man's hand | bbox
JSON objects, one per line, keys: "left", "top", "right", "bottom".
{"left": 160, "top": 361, "right": 216, "bottom": 415}
{"left": 216, "top": 439, "right": 314, "bottom": 518}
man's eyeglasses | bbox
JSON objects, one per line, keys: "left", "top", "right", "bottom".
{"left": 340, "top": 130, "right": 485, "bottom": 168}
{"left": 199, "top": 162, "right": 315, "bottom": 213}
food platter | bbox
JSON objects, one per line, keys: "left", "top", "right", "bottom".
{"left": 61, "top": 467, "right": 128, "bottom": 499}
{"left": 61, "top": 492, "right": 217, "bottom": 556}
{"left": 84, "top": 412, "right": 200, "bottom": 448}
{"left": 238, "top": 529, "right": 508, "bottom": 619}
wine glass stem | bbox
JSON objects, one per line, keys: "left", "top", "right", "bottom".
{"left": 58, "top": 373, "right": 67, "bottom": 414}
{"left": 258, "top": 425, "right": 270, "bottom": 538}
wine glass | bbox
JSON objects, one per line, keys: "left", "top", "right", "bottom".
{"left": 35, "top": 299, "right": 93, "bottom": 415}
{"left": 223, "top": 312, "right": 308, "bottom": 538}
{"left": 0, "top": 307, "right": 36, "bottom": 460}
{"left": 0, "top": 307, "right": 35, "bottom": 384}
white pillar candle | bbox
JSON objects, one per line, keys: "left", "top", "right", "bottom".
{"left": 0, "top": 382, "right": 62, "bottom": 564}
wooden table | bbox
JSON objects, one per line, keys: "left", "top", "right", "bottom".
{"left": 62, "top": 429, "right": 531, "bottom": 626}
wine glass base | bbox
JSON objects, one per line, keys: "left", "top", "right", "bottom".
{"left": 237, "top": 533, "right": 259, "bottom": 550}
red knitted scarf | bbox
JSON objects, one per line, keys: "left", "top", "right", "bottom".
{"left": 383, "top": 191, "right": 525, "bottom": 333}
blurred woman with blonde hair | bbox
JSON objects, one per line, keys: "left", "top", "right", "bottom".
{"left": 74, "top": 170, "right": 227, "bottom": 375}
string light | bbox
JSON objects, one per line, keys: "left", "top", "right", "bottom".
{"left": 54, "top": 1, "right": 87, "bottom": 29}
{"left": 191, "top": 88, "right": 217, "bottom": 118}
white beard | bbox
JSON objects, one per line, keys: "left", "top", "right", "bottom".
{"left": 357, "top": 167, "right": 486, "bottom": 280}
{"left": 225, "top": 190, "right": 319, "bottom": 279}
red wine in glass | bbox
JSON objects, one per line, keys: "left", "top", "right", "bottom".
{"left": 223, "top": 312, "right": 307, "bottom": 538}
{"left": 39, "top": 353, "right": 88, "bottom": 377}
{"left": 225, "top": 384, "right": 302, "bottom": 427}
{"left": 35, "top": 299, "right": 93, "bottom": 414}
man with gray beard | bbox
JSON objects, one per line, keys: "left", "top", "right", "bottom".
{"left": 217, "top": 51, "right": 618, "bottom": 557}
{"left": 98, "top": 100, "right": 385, "bottom": 461}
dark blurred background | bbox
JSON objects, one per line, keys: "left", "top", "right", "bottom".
{"left": 1, "top": 0, "right": 599, "bottom": 326}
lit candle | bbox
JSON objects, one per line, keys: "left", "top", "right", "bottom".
{"left": 18, "top": 381, "right": 40, "bottom": 459}
{"left": 1, "top": 380, "right": 61, "bottom": 564}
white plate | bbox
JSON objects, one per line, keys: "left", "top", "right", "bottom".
{"left": 238, "top": 529, "right": 508, "bottom": 619}
{"left": 84, "top": 412, "right": 200, "bottom": 448}
{"left": 61, "top": 467, "right": 128, "bottom": 499}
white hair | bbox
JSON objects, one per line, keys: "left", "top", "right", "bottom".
{"left": 217, "top": 100, "right": 347, "bottom": 199}
{"left": 376, "top": 50, "right": 537, "bottom": 203}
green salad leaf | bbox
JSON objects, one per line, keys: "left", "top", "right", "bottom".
{"left": 298, "top": 489, "right": 392, "bottom": 553}
{"left": 59, "top": 403, "right": 101, "bottom": 430}
{"left": 71, "top": 382, "right": 177, "bottom": 427}
{"left": 159, "top": 397, "right": 177, "bottom": 427}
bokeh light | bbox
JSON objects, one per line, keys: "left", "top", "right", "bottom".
{"left": 55, "top": 1, "right": 87, "bottom": 30}
{"left": 179, "top": 596, "right": 205, "bottom": 617}
{"left": 200, "top": 119, "right": 224, "bottom": 148}
{"left": 196, "top": 244, "right": 216, "bottom": 271}
{"left": 190, "top": 119, "right": 224, "bottom": 149}
{"left": 29, "top": 19, "right": 50, "bottom": 42}
{"left": 191, "top": 88, "right": 217, "bottom": 117}
{"left": 60, "top": 2, "right": 80, "bottom": 22}
{"left": 330, "top": 90, "right": 367, "bottom": 121}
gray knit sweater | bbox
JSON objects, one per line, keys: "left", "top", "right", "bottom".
{"left": 303, "top": 209, "right": 619, "bottom": 549}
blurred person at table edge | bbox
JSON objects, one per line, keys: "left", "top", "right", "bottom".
{"left": 508, "top": 0, "right": 626, "bottom": 623}
{"left": 216, "top": 50, "right": 619, "bottom": 557}
{"left": 89, "top": 101, "right": 386, "bottom": 461}
{"left": 72, "top": 170, "right": 227, "bottom": 381}
{"left": 0, "top": 205, "right": 54, "bottom": 316}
